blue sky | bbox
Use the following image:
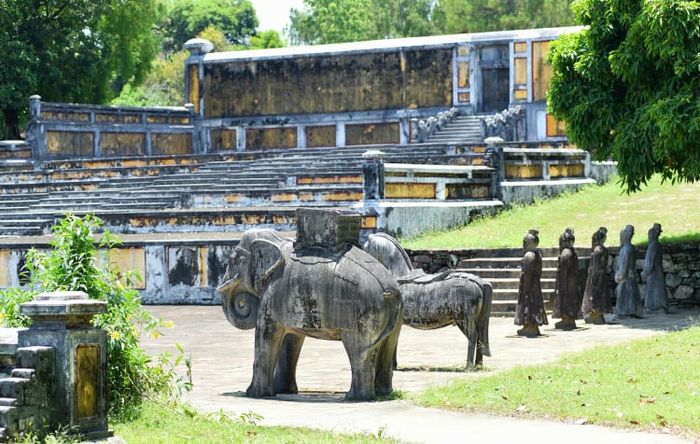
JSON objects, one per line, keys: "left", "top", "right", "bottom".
{"left": 250, "top": 0, "right": 304, "bottom": 34}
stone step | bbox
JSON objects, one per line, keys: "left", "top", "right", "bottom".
{"left": 459, "top": 267, "right": 558, "bottom": 279}
{"left": 458, "top": 257, "right": 559, "bottom": 269}
{"left": 0, "top": 399, "right": 17, "bottom": 408}
{"left": 0, "top": 226, "right": 45, "bottom": 236}
{"left": 9, "top": 369, "right": 34, "bottom": 380}
{"left": 492, "top": 288, "right": 555, "bottom": 301}
{"left": 0, "top": 426, "right": 5, "bottom": 443}
{"left": 0, "top": 379, "right": 30, "bottom": 401}
{"left": 0, "top": 406, "right": 17, "bottom": 428}
{"left": 491, "top": 299, "right": 554, "bottom": 317}
{"left": 489, "top": 277, "right": 556, "bottom": 290}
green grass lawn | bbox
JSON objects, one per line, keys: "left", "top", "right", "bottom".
{"left": 403, "top": 176, "right": 700, "bottom": 249}
{"left": 112, "top": 401, "right": 390, "bottom": 443}
{"left": 415, "top": 326, "right": 700, "bottom": 437}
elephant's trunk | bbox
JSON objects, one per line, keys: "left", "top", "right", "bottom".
{"left": 220, "top": 279, "right": 260, "bottom": 330}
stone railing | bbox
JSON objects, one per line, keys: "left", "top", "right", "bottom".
{"left": 362, "top": 150, "right": 495, "bottom": 201}
{"left": 410, "top": 107, "right": 459, "bottom": 143}
{"left": 481, "top": 106, "right": 526, "bottom": 142}
{"left": 26, "top": 96, "right": 197, "bottom": 160}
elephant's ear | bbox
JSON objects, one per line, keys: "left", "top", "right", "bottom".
{"left": 250, "top": 239, "right": 284, "bottom": 295}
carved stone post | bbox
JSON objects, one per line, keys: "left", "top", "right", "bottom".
{"left": 18, "top": 291, "right": 110, "bottom": 439}
{"left": 27, "top": 95, "right": 45, "bottom": 161}
{"left": 484, "top": 136, "right": 504, "bottom": 200}
{"left": 362, "top": 150, "right": 385, "bottom": 201}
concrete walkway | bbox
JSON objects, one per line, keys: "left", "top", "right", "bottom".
{"left": 142, "top": 306, "right": 698, "bottom": 443}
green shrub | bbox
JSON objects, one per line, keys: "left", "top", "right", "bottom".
{"left": 0, "top": 214, "right": 190, "bottom": 418}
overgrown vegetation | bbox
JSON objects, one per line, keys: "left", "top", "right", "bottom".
{"left": 548, "top": 0, "right": 700, "bottom": 192}
{"left": 0, "top": 214, "right": 189, "bottom": 418}
{"left": 112, "top": 401, "right": 392, "bottom": 444}
{"left": 403, "top": 176, "right": 700, "bottom": 249}
{"left": 416, "top": 326, "right": 700, "bottom": 436}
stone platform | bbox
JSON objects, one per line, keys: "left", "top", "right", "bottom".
{"left": 141, "top": 305, "right": 698, "bottom": 443}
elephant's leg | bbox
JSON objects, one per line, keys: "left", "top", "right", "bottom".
{"left": 246, "top": 322, "right": 285, "bottom": 398}
{"left": 375, "top": 323, "right": 401, "bottom": 397}
{"left": 456, "top": 320, "right": 478, "bottom": 371}
{"left": 273, "top": 333, "right": 305, "bottom": 394}
{"left": 342, "top": 332, "right": 378, "bottom": 401}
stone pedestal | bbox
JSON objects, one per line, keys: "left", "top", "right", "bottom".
{"left": 362, "top": 150, "right": 385, "bottom": 201}
{"left": 18, "top": 291, "right": 109, "bottom": 439}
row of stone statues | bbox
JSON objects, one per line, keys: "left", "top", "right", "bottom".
{"left": 516, "top": 223, "right": 668, "bottom": 337}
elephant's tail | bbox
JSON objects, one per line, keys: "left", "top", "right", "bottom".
{"left": 477, "top": 281, "right": 492, "bottom": 357}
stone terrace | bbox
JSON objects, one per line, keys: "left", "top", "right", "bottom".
{"left": 0, "top": 142, "right": 488, "bottom": 236}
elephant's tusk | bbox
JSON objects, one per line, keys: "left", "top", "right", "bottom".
{"left": 217, "top": 275, "right": 240, "bottom": 294}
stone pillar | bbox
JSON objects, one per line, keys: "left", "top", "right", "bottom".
{"left": 484, "top": 136, "right": 504, "bottom": 200}
{"left": 185, "top": 103, "right": 203, "bottom": 154}
{"left": 27, "top": 95, "right": 45, "bottom": 160}
{"left": 183, "top": 37, "right": 213, "bottom": 125}
{"left": 17, "top": 291, "right": 110, "bottom": 439}
{"left": 362, "top": 150, "right": 385, "bottom": 201}
{"left": 29, "top": 95, "right": 41, "bottom": 119}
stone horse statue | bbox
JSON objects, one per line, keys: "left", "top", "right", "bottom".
{"left": 363, "top": 232, "right": 492, "bottom": 368}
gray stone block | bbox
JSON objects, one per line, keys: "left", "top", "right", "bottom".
{"left": 665, "top": 273, "right": 682, "bottom": 288}
{"left": 674, "top": 285, "right": 694, "bottom": 300}
{"left": 16, "top": 347, "right": 54, "bottom": 373}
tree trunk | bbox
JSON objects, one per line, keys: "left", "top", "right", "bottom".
{"left": 3, "top": 109, "right": 22, "bottom": 140}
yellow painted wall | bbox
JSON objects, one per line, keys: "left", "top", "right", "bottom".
{"left": 385, "top": 183, "right": 436, "bottom": 199}
{"left": 210, "top": 128, "right": 238, "bottom": 150}
{"left": 532, "top": 40, "right": 553, "bottom": 102}
{"left": 306, "top": 125, "right": 336, "bottom": 148}
{"left": 506, "top": 164, "right": 542, "bottom": 179}
{"left": 202, "top": 49, "right": 452, "bottom": 118}
{"left": 346, "top": 123, "right": 400, "bottom": 146}
{"left": 47, "top": 131, "right": 93, "bottom": 156}
{"left": 100, "top": 132, "right": 145, "bottom": 156}
{"left": 151, "top": 133, "right": 192, "bottom": 155}
{"left": 246, "top": 127, "right": 297, "bottom": 150}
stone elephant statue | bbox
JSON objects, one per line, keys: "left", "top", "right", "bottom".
{"left": 363, "top": 232, "right": 492, "bottom": 368}
{"left": 218, "top": 228, "right": 403, "bottom": 401}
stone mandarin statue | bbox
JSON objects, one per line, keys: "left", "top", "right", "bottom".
{"left": 642, "top": 223, "right": 668, "bottom": 313}
{"left": 553, "top": 228, "right": 580, "bottom": 330}
{"left": 581, "top": 227, "right": 612, "bottom": 324}
{"left": 515, "top": 229, "right": 548, "bottom": 337}
{"left": 614, "top": 225, "right": 644, "bottom": 318}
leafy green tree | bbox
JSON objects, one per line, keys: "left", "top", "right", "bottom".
{"left": 433, "top": 0, "right": 575, "bottom": 34}
{"left": 161, "top": 0, "right": 258, "bottom": 53}
{"left": 0, "top": 0, "right": 161, "bottom": 139}
{"left": 113, "top": 25, "right": 285, "bottom": 107}
{"left": 288, "top": 0, "right": 376, "bottom": 45}
{"left": 547, "top": 0, "right": 700, "bottom": 191}
{"left": 250, "top": 30, "right": 287, "bottom": 49}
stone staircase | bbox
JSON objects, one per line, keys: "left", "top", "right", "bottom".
{"left": 457, "top": 249, "right": 560, "bottom": 316}
{"left": 0, "top": 142, "right": 491, "bottom": 236}
{"left": 423, "top": 115, "right": 483, "bottom": 144}
{"left": 0, "top": 335, "right": 53, "bottom": 443}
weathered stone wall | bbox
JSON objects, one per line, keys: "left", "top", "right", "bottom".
{"left": 202, "top": 49, "right": 453, "bottom": 118}
{"left": 27, "top": 98, "right": 196, "bottom": 160}
{"left": 408, "top": 241, "right": 700, "bottom": 308}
